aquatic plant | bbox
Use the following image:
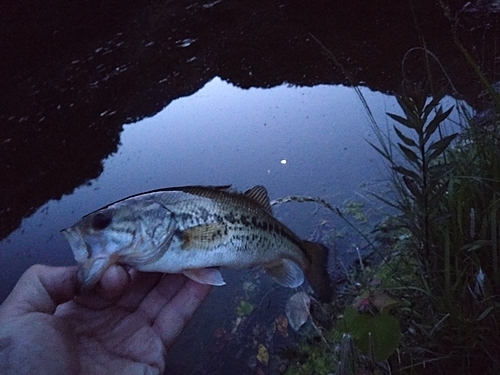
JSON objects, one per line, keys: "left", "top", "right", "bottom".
{"left": 237, "top": 300, "right": 254, "bottom": 317}
{"left": 283, "top": 341, "right": 335, "bottom": 375}
{"left": 283, "top": 287, "right": 403, "bottom": 375}
{"left": 369, "top": 81, "right": 500, "bottom": 374}
{"left": 282, "top": 77, "right": 500, "bottom": 375}
{"left": 344, "top": 302, "right": 401, "bottom": 360}
{"left": 369, "top": 83, "right": 457, "bottom": 278}
{"left": 306, "top": 9, "right": 500, "bottom": 372}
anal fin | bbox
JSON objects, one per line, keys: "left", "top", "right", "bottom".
{"left": 183, "top": 268, "right": 226, "bottom": 286}
{"left": 264, "top": 259, "right": 304, "bottom": 288}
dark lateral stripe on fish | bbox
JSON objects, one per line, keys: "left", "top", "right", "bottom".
{"left": 217, "top": 208, "right": 304, "bottom": 252}
{"left": 178, "top": 186, "right": 309, "bottom": 260}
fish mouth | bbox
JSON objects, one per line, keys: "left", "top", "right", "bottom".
{"left": 61, "top": 227, "right": 91, "bottom": 263}
{"left": 61, "top": 226, "right": 118, "bottom": 291}
{"left": 77, "top": 256, "right": 114, "bottom": 292}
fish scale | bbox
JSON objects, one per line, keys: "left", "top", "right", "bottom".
{"left": 159, "top": 189, "right": 304, "bottom": 260}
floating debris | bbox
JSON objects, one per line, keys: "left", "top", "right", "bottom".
{"left": 275, "top": 314, "right": 289, "bottom": 338}
{"left": 237, "top": 300, "right": 254, "bottom": 317}
{"left": 256, "top": 344, "right": 269, "bottom": 366}
{"left": 285, "top": 291, "right": 311, "bottom": 331}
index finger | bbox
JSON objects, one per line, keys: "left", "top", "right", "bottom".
{"left": 152, "top": 279, "right": 212, "bottom": 349}
{"left": 0, "top": 265, "right": 78, "bottom": 316}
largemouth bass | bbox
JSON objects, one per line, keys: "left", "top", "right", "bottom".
{"left": 61, "top": 185, "right": 334, "bottom": 302}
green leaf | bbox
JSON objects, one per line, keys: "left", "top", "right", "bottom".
{"left": 368, "top": 191, "right": 400, "bottom": 210}
{"left": 428, "top": 163, "right": 454, "bottom": 177}
{"left": 372, "top": 292, "right": 403, "bottom": 313}
{"left": 412, "top": 91, "right": 428, "bottom": 115}
{"left": 423, "top": 106, "right": 454, "bottom": 143}
{"left": 428, "top": 180, "right": 449, "bottom": 207}
{"left": 344, "top": 311, "right": 402, "bottom": 361}
{"left": 426, "top": 133, "right": 458, "bottom": 162}
{"left": 370, "top": 314, "right": 402, "bottom": 361}
{"left": 395, "top": 96, "right": 421, "bottom": 127}
{"left": 392, "top": 165, "right": 422, "bottom": 183}
{"left": 399, "top": 143, "right": 421, "bottom": 165}
{"left": 387, "top": 113, "right": 415, "bottom": 129}
{"left": 237, "top": 301, "right": 254, "bottom": 316}
{"left": 423, "top": 94, "right": 444, "bottom": 121}
{"left": 394, "top": 127, "right": 417, "bottom": 147}
{"left": 477, "top": 306, "right": 495, "bottom": 321}
{"left": 424, "top": 107, "right": 444, "bottom": 141}
{"left": 462, "top": 240, "right": 491, "bottom": 252}
{"left": 342, "top": 305, "right": 359, "bottom": 329}
{"left": 403, "top": 175, "right": 422, "bottom": 199}
{"left": 368, "top": 141, "right": 392, "bottom": 162}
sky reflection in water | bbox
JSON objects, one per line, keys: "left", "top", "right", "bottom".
{"left": 102, "top": 77, "right": 390, "bottom": 204}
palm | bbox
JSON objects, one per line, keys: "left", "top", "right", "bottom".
{"left": 53, "top": 309, "right": 162, "bottom": 374}
{"left": 0, "top": 267, "right": 212, "bottom": 375}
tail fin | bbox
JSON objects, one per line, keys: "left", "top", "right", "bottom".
{"left": 302, "top": 240, "right": 335, "bottom": 302}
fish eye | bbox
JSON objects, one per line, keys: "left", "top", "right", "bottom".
{"left": 91, "top": 212, "right": 112, "bottom": 230}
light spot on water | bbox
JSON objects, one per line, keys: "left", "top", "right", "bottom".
{"left": 203, "top": 0, "right": 222, "bottom": 9}
{"left": 177, "top": 38, "right": 196, "bottom": 47}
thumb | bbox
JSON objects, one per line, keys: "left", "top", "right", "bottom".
{"left": 1, "top": 265, "right": 78, "bottom": 316}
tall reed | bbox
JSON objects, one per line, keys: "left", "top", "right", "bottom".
{"left": 371, "top": 81, "right": 500, "bottom": 373}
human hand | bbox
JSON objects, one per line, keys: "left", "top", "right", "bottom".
{"left": 0, "top": 264, "right": 212, "bottom": 375}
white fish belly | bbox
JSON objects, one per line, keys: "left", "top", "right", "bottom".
{"left": 134, "top": 243, "right": 264, "bottom": 273}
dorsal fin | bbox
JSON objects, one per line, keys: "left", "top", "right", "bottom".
{"left": 244, "top": 185, "right": 272, "bottom": 213}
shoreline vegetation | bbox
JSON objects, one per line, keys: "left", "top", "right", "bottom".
{"left": 282, "top": 10, "right": 500, "bottom": 375}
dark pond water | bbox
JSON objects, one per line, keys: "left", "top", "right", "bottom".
{"left": 0, "top": 0, "right": 497, "bottom": 373}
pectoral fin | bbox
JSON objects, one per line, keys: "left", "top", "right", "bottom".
{"left": 183, "top": 268, "right": 226, "bottom": 286}
{"left": 181, "top": 223, "right": 227, "bottom": 250}
{"left": 264, "top": 259, "right": 304, "bottom": 288}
